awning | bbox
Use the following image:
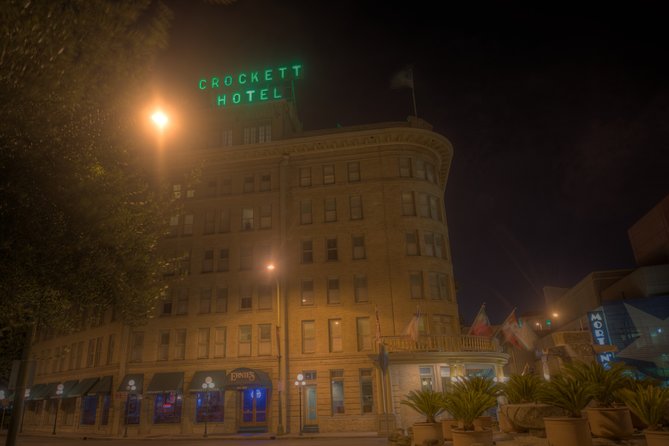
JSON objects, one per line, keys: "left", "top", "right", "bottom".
{"left": 188, "top": 370, "right": 226, "bottom": 392}
{"left": 224, "top": 368, "right": 272, "bottom": 390}
{"left": 146, "top": 372, "right": 183, "bottom": 394}
{"left": 89, "top": 375, "right": 113, "bottom": 394}
{"left": 66, "top": 378, "right": 98, "bottom": 397}
{"left": 48, "top": 380, "right": 78, "bottom": 399}
{"left": 29, "top": 383, "right": 53, "bottom": 400}
{"left": 117, "top": 374, "right": 143, "bottom": 394}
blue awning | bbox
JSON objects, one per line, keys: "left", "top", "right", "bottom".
{"left": 146, "top": 372, "right": 184, "bottom": 394}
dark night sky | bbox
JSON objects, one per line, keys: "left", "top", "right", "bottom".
{"left": 155, "top": 0, "right": 669, "bottom": 324}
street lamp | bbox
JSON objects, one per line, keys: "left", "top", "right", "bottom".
{"left": 294, "top": 373, "right": 306, "bottom": 436}
{"left": 201, "top": 376, "right": 215, "bottom": 438}
{"left": 267, "top": 263, "right": 285, "bottom": 435}
{"left": 151, "top": 109, "right": 169, "bottom": 131}
{"left": 124, "top": 379, "right": 137, "bottom": 438}
{"left": 52, "top": 383, "right": 64, "bottom": 435}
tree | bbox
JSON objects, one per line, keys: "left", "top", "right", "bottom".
{"left": 0, "top": 1, "right": 174, "bottom": 444}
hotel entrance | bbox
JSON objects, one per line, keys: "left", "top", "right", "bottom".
{"left": 225, "top": 368, "right": 271, "bottom": 433}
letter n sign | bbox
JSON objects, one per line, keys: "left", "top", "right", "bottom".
{"left": 588, "top": 310, "right": 615, "bottom": 366}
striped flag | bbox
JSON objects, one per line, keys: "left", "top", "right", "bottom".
{"left": 468, "top": 304, "right": 493, "bottom": 337}
{"left": 404, "top": 306, "right": 421, "bottom": 342}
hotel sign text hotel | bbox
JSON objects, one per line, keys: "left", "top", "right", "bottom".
{"left": 198, "top": 63, "right": 303, "bottom": 107}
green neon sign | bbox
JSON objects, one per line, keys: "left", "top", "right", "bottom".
{"left": 198, "top": 63, "right": 303, "bottom": 107}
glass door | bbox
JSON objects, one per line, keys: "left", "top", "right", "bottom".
{"left": 240, "top": 388, "right": 267, "bottom": 430}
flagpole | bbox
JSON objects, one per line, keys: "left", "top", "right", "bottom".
{"left": 410, "top": 85, "right": 418, "bottom": 118}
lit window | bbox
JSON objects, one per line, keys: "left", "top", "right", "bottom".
{"left": 356, "top": 318, "right": 371, "bottom": 351}
{"left": 330, "top": 370, "right": 345, "bottom": 414}
{"left": 238, "top": 325, "right": 251, "bottom": 356}
{"left": 360, "top": 369, "right": 373, "bottom": 413}
{"left": 326, "top": 237, "right": 338, "bottom": 261}
{"left": 327, "top": 277, "right": 340, "bottom": 304}
{"left": 347, "top": 162, "right": 360, "bottom": 182}
{"left": 323, "top": 164, "right": 335, "bottom": 185}
{"left": 214, "top": 327, "right": 226, "bottom": 358}
{"left": 352, "top": 235, "right": 366, "bottom": 260}
{"left": 354, "top": 275, "right": 368, "bottom": 303}
{"left": 241, "top": 208, "right": 254, "bottom": 230}
{"left": 301, "top": 279, "right": 314, "bottom": 305}
{"left": 329, "top": 319, "right": 343, "bottom": 352}
{"left": 299, "top": 167, "right": 312, "bottom": 187}
{"left": 302, "top": 321, "right": 315, "bottom": 353}
{"left": 301, "top": 240, "right": 313, "bottom": 264}
{"left": 300, "top": 200, "right": 312, "bottom": 224}
{"left": 258, "top": 324, "right": 271, "bottom": 356}
{"left": 350, "top": 195, "right": 363, "bottom": 220}
{"left": 324, "top": 197, "right": 337, "bottom": 222}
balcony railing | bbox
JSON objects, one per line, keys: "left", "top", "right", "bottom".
{"left": 380, "top": 334, "right": 500, "bottom": 353}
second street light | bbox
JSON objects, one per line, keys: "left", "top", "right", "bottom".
{"left": 201, "top": 376, "right": 215, "bottom": 438}
{"left": 267, "top": 263, "right": 285, "bottom": 435}
{"left": 51, "top": 384, "right": 64, "bottom": 435}
{"left": 294, "top": 374, "right": 306, "bottom": 436}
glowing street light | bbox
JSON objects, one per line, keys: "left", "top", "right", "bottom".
{"left": 201, "top": 376, "right": 215, "bottom": 438}
{"left": 150, "top": 110, "right": 169, "bottom": 131}
{"left": 294, "top": 374, "right": 306, "bottom": 436}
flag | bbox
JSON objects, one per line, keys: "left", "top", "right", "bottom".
{"left": 378, "top": 343, "right": 389, "bottom": 373}
{"left": 500, "top": 309, "right": 523, "bottom": 348}
{"left": 404, "top": 306, "right": 421, "bottom": 342}
{"left": 391, "top": 66, "right": 414, "bottom": 89}
{"left": 374, "top": 306, "right": 381, "bottom": 344}
{"left": 515, "top": 319, "right": 538, "bottom": 351}
{"left": 468, "top": 304, "right": 493, "bottom": 337}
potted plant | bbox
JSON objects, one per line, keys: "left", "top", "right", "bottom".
{"left": 498, "top": 373, "right": 562, "bottom": 433}
{"left": 400, "top": 389, "right": 446, "bottom": 446}
{"left": 565, "top": 360, "right": 634, "bottom": 439}
{"left": 444, "top": 378, "right": 498, "bottom": 446}
{"left": 538, "top": 373, "right": 596, "bottom": 446}
{"left": 618, "top": 383, "right": 669, "bottom": 446}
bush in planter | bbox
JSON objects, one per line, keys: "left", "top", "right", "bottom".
{"left": 400, "top": 389, "right": 447, "bottom": 423}
{"left": 502, "top": 373, "right": 545, "bottom": 404}
{"left": 538, "top": 373, "right": 595, "bottom": 417}
{"left": 618, "top": 383, "right": 669, "bottom": 431}
{"left": 443, "top": 384, "right": 498, "bottom": 431}
{"left": 564, "top": 361, "right": 632, "bottom": 407}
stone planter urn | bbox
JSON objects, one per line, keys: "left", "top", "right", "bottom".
{"left": 544, "top": 417, "right": 592, "bottom": 446}
{"left": 585, "top": 406, "right": 633, "bottom": 439}
{"left": 498, "top": 403, "right": 564, "bottom": 432}
{"left": 644, "top": 430, "right": 669, "bottom": 446}
{"left": 411, "top": 422, "right": 443, "bottom": 446}
{"left": 451, "top": 428, "right": 493, "bottom": 446}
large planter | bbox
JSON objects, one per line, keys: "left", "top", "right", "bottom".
{"left": 544, "top": 417, "right": 592, "bottom": 446}
{"left": 473, "top": 415, "right": 492, "bottom": 431}
{"left": 499, "top": 403, "right": 564, "bottom": 432}
{"left": 585, "top": 406, "right": 633, "bottom": 439}
{"left": 645, "top": 430, "right": 669, "bottom": 446}
{"left": 411, "top": 422, "right": 443, "bottom": 446}
{"left": 441, "top": 418, "right": 457, "bottom": 440}
{"left": 451, "top": 428, "right": 493, "bottom": 446}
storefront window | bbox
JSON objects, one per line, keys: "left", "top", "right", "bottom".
{"left": 100, "top": 394, "right": 111, "bottom": 425}
{"left": 195, "top": 391, "right": 224, "bottom": 422}
{"left": 153, "top": 391, "right": 182, "bottom": 424}
{"left": 124, "top": 394, "right": 140, "bottom": 425}
{"left": 80, "top": 395, "right": 98, "bottom": 425}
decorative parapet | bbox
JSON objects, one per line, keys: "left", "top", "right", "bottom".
{"left": 381, "top": 335, "right": 500, "bottom": 353}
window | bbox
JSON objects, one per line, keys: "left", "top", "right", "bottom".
{"left": 260, "top": 174, "right": 271, "bottom": 191}
{"left": 199, "top": 288, "right": 212, "bottom": 314}
{"left": 299, "top": 167, "right": 311, "bottom": 187}
{"left": 415, "top": 159, "right": 426, "bottom": 179}
{"left": 177, "top": 250, "right": 191, "bottom": 276}
{"left": 324, "top": 197, "right": 337, "bottom": 222}
{"left": 195, "top": 390, "right": 223, "bottom": 423}
{"left": 357, "top": 318, "right": 371, "bottom": 351}
{"left": 222, "top": 129, "right": 233, "bottom": 146}
{"left": 240, "top": 285, "right": 252, "bottom": 310}
{"left": 218, "top": 248, "right": 229, "bottom": 272}
{"left": 173, "top": 184, "right": 182, "bottom": 199}
{"left": 399, "top": 158, "right": 412, "bottom": 177}
{"left": 243, "top": 126, "right": 257, "bottom": 144}
{"left": 360, "top": 369, "right": 373, "bottom": 413}
{"left": 417, "top": 193, "right": 429, "bottom": 217}
{"left": 158, "top": 331, "right": 170, "bottom": 361}
{"left": 258, "top": 324, "right": 272, "bottom": 356}
{"left": 214, "top": 327, "right": 226, "bottom": 358}
{"left": 347, "top": 162, "right": 360, "bottom": 182}
{"left": 322, "top": 164, "right": 335, "bottom": 184}
{"left": 243, "top": 176, "right": 254, "bottom": 193}
{"left": 176, "top": 289, "right": 189, "bottom": 315}
{"left": 240, "top": 246, "right": 253, "bottom": 270}
{"left": 202, "top": 249, "right": 214, "bottom": 272}
{"left": 260, "top": 205, "right": 272, "bottom": 229}
{"left": 401, "top": 192, "right": 415, "bottom": 216}
{"left": 198, "top": 328, "right": 210, "bottom": 359}
{"left": 160, "top": 295, "right": 173, "bottom": 316}
{"left": 301, "top": 279, "right": 314, "bottom": 305}
{"left": 183, "top": 214, "right": 194, "bottom": 235}
{"left": 124, "top": 394, "right": 141, "bottom": 425}
{"left": 302, "top": 321, "right": 315, "bottom": 353}
{"left": 330, "top": 370, "right": 345, "bottom": 414}
{"left": 428, "top": 272, "right": 440, "bottom": 300}
{"left": 329, "top": 319, "right": 343, "bottom": 352}
{"left": 410, "top": 272, "right": 423, "bottom": 299}
{"left": 423, "top": 233, "right": 435, "bottom": 257}
{"left": 440, "top": 366, "right": 451, "bottom": 391}
{"left": 219, "top": 209, "right": 230, "bottom": 233}
{"left": 80, "top": 395, "right": 98, "bottom": 425}
{"left": 238, "top": 325, "right": 251, "bottom": 356}
{"left": 352, "top": 235, "right": 366, "bottom": 260}
{"left": 174, "top": 329, "right": 186, "bottom": 360}
{"left": 168, "top": 215, "right": 179, "bottom": 236}
{"left": 300, "top": 200, "right": 312, "bottom": 224}
{"left": 354, "top": 275, "right": 368, "bottom": 303}
{"left": 242, "top": 208, "right": 254, "bottom": 230}
{"left": 406, "top": 231, "right": 419, "bottom": 255}
{"left": 429, "top": 195, "right": 441, "bottom": 221}
{"left": 301, "top": 240, "right": 313, "bottom": 264}
{"left": 349, "top": 195, "right": 363, "bottom": 220}
{"left": 153, "top": 391, "right": 182, "bottom": 424}
{"left": 215, "top": 287, "right": 228, "bottom": 312}
{"left": 106, "top": 334, "right": 115, "bottom": 365}
{"left": 419, "top": 366, "right": 434, "bottom": 391}
{"left": 426, "top": 162, "right": 436, "bottom": 183}
{"left": 258, "top": 122, "right": 272, "bottom": 143}
{"left": 258, "top": 284, "right": 272, "bottom": 310}
{"left": 432, "top": 314, "right": 454, "bottom": 336}
{"left": 130, "top": 332, "right": 143, "bottom": 363}
{"left": 440, "top": 273, "right": 451, "bottom": 301}
{"left": 326, "top": 237, "right": 338, "bottom": 261}
{"left": 435, "top": 234, "right": 445, "bottom": 258}
{"left": 327, "top": 277, "right": 340, "bottom": 304}
{"left": 204, "top": 211, "right": 216, "bottom": 234}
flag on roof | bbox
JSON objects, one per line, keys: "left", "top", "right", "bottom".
{"left": 404, "top": 306, "right": 421, "bottom": 342}
{"left": 468, "top": 304, "right": 493, "bottom": 337}
{"left": 500, "top": 309, "right": 523, "bottom": 348}
{"left": 391, "top": 66, "right": 414, "bottom": 89}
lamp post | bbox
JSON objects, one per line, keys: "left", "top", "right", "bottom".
{"left": 19, "top": 389, "right": 29, "bottom": 433}
{"left": 294, "top": 373, "right": 306, "bottom": 436}
{"left": 124, "top": 379, "right": 137, "bottom": 438}
{"left": 267, "top": 263, "right": 285, "bottom": 435}
{"left": 201, "top": 376, "right": 214, "bottom": 438}
{"left": 52, "top": 383, "right": 63, "bottom": 435}
{"left": 0, "top": 390, "right": 6, "bottom": 431}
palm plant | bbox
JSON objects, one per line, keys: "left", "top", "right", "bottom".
{"left": 400, "top": 389, "right": 447, "bottom": 423}
{"left": 564, "top": 361, "right": 632, "bottom": 407}
{"left": 618, "top": 383, "right": 669, "bottom": 431}
{"left": 443, "top": 388, "right": 498, "bottom": 431}
{"left": 538, "top": 374, "right": 595, "bottom": 417}
{"left": 502, "top": 374, "right": 545, "bottom": 404}
{"left": 450, "top": 375, "right": 501, "bottom": 396}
